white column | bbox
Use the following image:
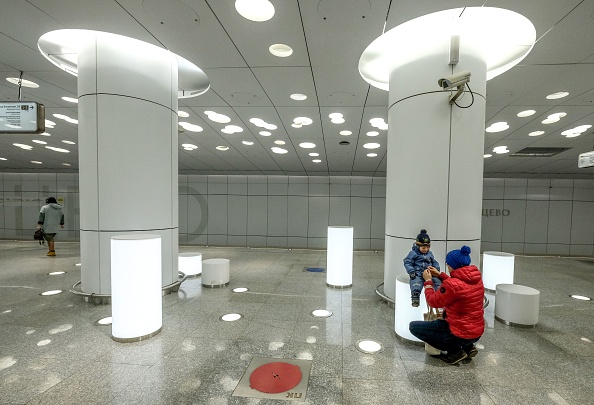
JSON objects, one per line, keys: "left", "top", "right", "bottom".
{"left": 359, "top": 8, "right": 535, "bottom": 300}
{"left": 77, "top": 35, "right": 178, "bottom": 294}
{"left": 326, "top": 226, "right": 353, "bottom": 288}
{"left": 38, "top": 30, "right": 209, "bottom": 296}
{"left": 111, "top": 234, "right": 162, "bottom": 342}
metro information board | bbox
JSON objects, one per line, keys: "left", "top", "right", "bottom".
{"left": 0, "top": 102, "right": 45, "bottom": 134}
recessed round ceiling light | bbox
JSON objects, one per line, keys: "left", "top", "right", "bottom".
{"left": 542, "top": 118, "right": 559, "bottom": 124}
{"left": 570, "top": 295, "right": 592, "bottom": 301}
{"left": 259, "top": 131, "right": 271, "bottom": 136}
{"left": 356, "top": 339, "right": 383, "bottom": 354}
{"left": 340, "top": 130, "right": 352, "bottom": 136}
{"left": 216, "top": 146, "right": 229, "bottom": 151}
{"left": 242, "top": 141, "right": 254, "bottom": 145}
{"left": 309, "top": 152, "right": 319, "bottom": 157}
{"left": 529, "top": 131, "right": 545, "bottom": 136}
{"left": 292, "top": 123, "right": 302, "bottom": 128}
{"left": 235, "top": 0, "right": 274, "bottom": 22}
{"left": 32, "top": 140, "right": 47, "bottom": 144}
{"left": 269, "top": 43, "right": 293, "bottom": 57}
{"left": 331, "top": 117, "right": 345, "bottom": 124}
{"left": 179, "top": 122, "right": 204, "bottom": 132}
{"left": 14, "top": 143, "right": 32, "bottom": 150}
{"left": 0, "top": 158, "right": 7, "bottom": 161}
{"left": 48, "top": 271, "right": 65, "bottom": 275}
{"left": 181, "top": 143, "right": 198, "bottom": 149}
{"left": 312, "top": 159, "right": 321, "bottom": 163}
{"left": 46, "top": 146, "right": 70, "bottom": 153}
{"left": 367, "top": 131, "right": 379, "bottom": 136}
{"left": 485, "top": 122, "right": 509, "bottom": 133}
{"left": 37, "top": 339, "right": 51, "bottom": 346}
{"left": 294, "top": 117, "right": 313, "bottom": 126}
{"left": 31, "top": 161, "right": 42, "bottom": 164}
{"left": 62, "top": 163, "right": 71, "bottom": 166}
{"left": 40, "top": 290, "right": 62, "bottom": 296}
{"left": 177, "top": 111, "right": 189, "bottom": 118}
{"left": 265, "top": 123, "right": 277, "bottom": 130}
{"left": 299, "top": 142, "right": 316, "bottom": 149}
{"left": 549, "top": 112, "right": 566, "bottom": 119}
{"left": 62, "top": 96, "right": 78, "bottom": 103}
{"left": 233, "top": 287, "right": 249, "bottom": 293}
{"left": 484, "top": 154, "right": 492, "bottom": 158}
{"left": 367, "top": 153, "right": 377, "bottom": 157}
{"left": 62, "top": 140, "right": 76, "bottom": 144}
{"left": 274, "top": 140, "right": 285, "bottom": 145}
{"left": 546, "top": 92, "right": 569, "bottom": 100}
{"left": 6, "top": 77, "right": 39, "bottom": 88}
{"left": 493, "top": 146, "right": 509, "bottom": 154}
{"left": 220, "top": 313, "right": 242, "bottom": 322}
{"left": 339, "top": 141, "right": 350, "bottom": 145}
{"left": 40, "top": 132, "right": 51, "bottom": 136}
{"left": 517, "top": 110, "right": 535, "bottom": 117}
{"left": 290, "top": 93, "right": 307, "bottom": 101}
{"left": 311, "top": 309, "right": 332, "bottom": 318}
{"left": 271, "top": 147, "right": 288, "bottom": 154}
{"left": 363, "top": 143, "right": 380, "bottom": 149}
{"left": 329, "top": 113, "right": 343, "bottom": 119}
{"left": 204, "top": 111, "right": 231, "bottom": 124}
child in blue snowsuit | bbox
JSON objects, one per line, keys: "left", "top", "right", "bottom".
{"left": 403, "top": 229, "right": 441, "bottom": 307}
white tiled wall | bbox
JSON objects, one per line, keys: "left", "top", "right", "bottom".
{"left": 1, "top": 173, "right": 593, "bottom": 255}
{"left": 481, "top": 178, "right": 594, "bottom": 256}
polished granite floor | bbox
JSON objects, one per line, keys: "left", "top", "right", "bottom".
{"left": 0, "top": 240, "right": 592, "bottom": 405}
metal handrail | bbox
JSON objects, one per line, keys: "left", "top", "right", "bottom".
{"left": 69, "top": 271, "right": 188, "bottom": 298}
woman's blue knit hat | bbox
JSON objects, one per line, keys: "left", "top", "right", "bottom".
{"left": 445, "top": 245, "right": 472, "bottom": 269}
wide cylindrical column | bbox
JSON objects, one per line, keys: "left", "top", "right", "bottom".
{"left": 326, "top": 226, "right": 353, "bottom": 288}
{"left": 359, "top": 8, "right": 535, "bottom": 300}
{"left": 111, "top": 234, "right": 162, "bottom": 342}
{"left": 76, "top": 34, "right": 179, "bottom": 294}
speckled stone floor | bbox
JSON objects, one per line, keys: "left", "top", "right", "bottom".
{"left": 0, "top": 240, "right": 592, "bottom": 404}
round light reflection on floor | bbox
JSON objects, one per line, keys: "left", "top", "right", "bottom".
{"left": 48, "top": 271, "right": 66, "bottom": 275}
{"left": 96, "top": 316, "right": 112, "bottom": 325}
{"left": 40, "top": 290, "right": 63, "bottom": 296}
{"left": 233, "top": 287, "right": 249, "bottom": 293}
{"left": 311, "top": 309, "right": 333, "bottom": 318}
{"left": 356, "top": 339, "right": 383, "bottom": 354}
{"left": 220, "top": 313, "right": 243, "bottom": 322}
{"left": 570, "top": 295, "right": 592, "bottom": 301}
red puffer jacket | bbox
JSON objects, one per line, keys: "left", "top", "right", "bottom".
{"left": 424, "top": 265, "right": 484, "bottom": 339}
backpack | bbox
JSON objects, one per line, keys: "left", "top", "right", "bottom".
{"left": 34, "top": 228, "right": 45, "bottom": 245}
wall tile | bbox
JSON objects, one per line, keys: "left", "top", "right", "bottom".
{"left": 228, "top": 195, "right": 248, "bottom": 235}
{"left": 500, "top": 242, "right": 524, "bottom": 255}
{"left": 288, "top": 196, "right": 308, "bottom": 237}
{"left": 288, "top": 176, "right": 308, "bottom": 195}
{"left": 546, "top": 244, "right": 570, "bottom": 255}
{"left": 570, "top": 201, "right": 594, "bottom": 245}
{"left": 350, "top": 177, "right": 372, "bottom": 197}
{"left": 523, "top": 243, "right": 547, "bottom": 255}
{"left": 208, "top": 176, "right": 227, "bottom": 194}
{"left": 308, "top": 177, "right": 329, "bottom": 196}
{"left": 247, "top": 196, "right": 267, "bottom": 235}
{"left": 329, "top": 176, "right": 350, "bottom": 196}
{"left": 267, "top": 196, "right": 288, "bottom": 236}
{"left": 524, "top": 200, "right": 549, "bottom": 243}
{"left": 329, "top": 196, "right": 350, "bottom": 226}
{"left": 350, "top": 197, "right": 371, "bottom": 239}
{"left": 502, "top": 200, "right": 526, "bottom": 243}
{"left": 228, "top": 175, "right": 247, "bottom": 195}
{"left": 268, "top": 176, "right": 288, "bottom": 196}
{"left": 248, "top": 176, "right": 267, "bottom": 195}
{"left": 308, "top": 196, "right": 329, "bottom": 238}
{"left": 547, "top": 201, "right": 572, "bottom": 244}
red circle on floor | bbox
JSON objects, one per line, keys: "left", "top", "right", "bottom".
{"left": 249, "top": 362, "right": 302, "bottom": 394}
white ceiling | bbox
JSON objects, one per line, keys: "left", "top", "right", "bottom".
{"left": 1, "top": 0, "right": 593, "bottom": 178}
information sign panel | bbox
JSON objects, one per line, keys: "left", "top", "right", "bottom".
{"left": 0, "top": 102, "right": 45, "bottom": 133}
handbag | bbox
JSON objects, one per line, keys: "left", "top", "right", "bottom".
{"left": 34, "top": 228, "right": 45, "bottom": 245}
{"left": 423, "top": 305, "right": 443, "bottom": 321}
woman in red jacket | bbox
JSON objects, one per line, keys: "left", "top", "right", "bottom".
{"left": 409, "top": 245, "right": 484, "bottom": 365}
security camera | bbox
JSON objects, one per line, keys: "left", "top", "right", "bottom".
{"left": 438, "top": 71, "right": 471, "bottom": 90}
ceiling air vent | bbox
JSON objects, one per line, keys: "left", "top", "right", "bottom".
{"left": 511, "top": 147, "right": 571, "bottom": 157}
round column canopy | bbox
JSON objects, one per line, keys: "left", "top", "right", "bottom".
{"left": 38, "top": 29, "right": 210, "bottom": 98}
{"left": 359, "top": 7, "right": 536, "bottom": 91}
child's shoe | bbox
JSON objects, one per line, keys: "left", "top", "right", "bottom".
{"left": 411, "top": 296, "right": 420, "bottom": 307}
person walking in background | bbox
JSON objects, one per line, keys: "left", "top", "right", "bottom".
{"left": 408, "top": 245, "right": 484, "bottom": 365}
{"left": 37, "top": 197, "right": 64, "bottom": 256}
{"left": 403, "top": 229, "right": 441, "bottom": 307}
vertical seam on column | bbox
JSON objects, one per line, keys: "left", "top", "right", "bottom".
{"left": 446, "top": 100, "right": 453, "bottom": 246}
{"left": 94, "top": 36, "right": 101, "bottom": 292}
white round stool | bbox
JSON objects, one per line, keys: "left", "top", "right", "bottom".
{"left": 178, "top": 252, "right": 202, "bottom": 278}
{"left": 201, "top": 258, "right": 230, "bottom": 288}
{"left": 495, "top": 284, "right": 540, "bottom": 327}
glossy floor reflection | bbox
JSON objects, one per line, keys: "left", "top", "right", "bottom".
{"left": 0, "top": 240, "right": 592, "bottom": 404}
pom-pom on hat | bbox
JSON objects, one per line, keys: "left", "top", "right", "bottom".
{"left": 416, "top": 229, "right": 431, "bottom": 246}
{"left": 446, "top": 245, "right": 472, "bottom": 269}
